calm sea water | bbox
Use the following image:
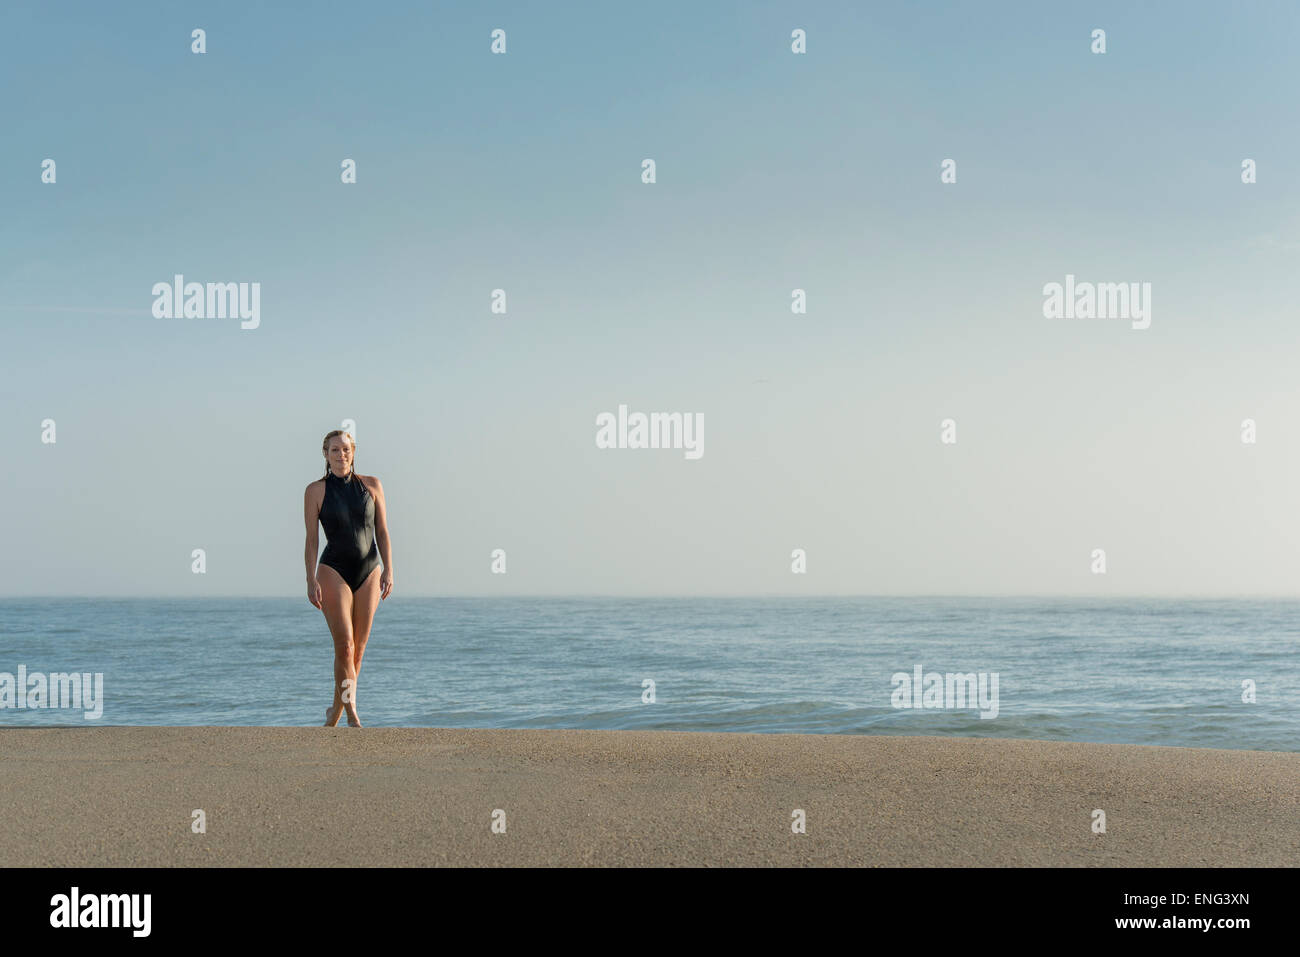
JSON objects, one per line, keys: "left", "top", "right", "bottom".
{"left": 0, "top": 597, "right": 1294, "bottom": 752}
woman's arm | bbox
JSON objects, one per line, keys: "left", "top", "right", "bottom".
{"left": 303, "top": 483, "right": 320, "bottom": 582}
{"left": 368, "top": 476, "right": 394, "bottom": 598}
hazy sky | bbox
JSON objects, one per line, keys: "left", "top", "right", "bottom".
{"left": 3, "top": 1, "right": 1298, "bottom": 597}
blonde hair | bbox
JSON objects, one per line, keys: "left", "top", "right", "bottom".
{"left": 321, "top": 430, "right": 356, "bottom": 479}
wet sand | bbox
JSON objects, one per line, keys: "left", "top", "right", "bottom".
{"left": 0, "top": 727, "right": 1294, "bottom": 866}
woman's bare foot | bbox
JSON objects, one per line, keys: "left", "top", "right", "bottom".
{"left": 324, "top": 704, "right": 343, "bottom": 727}
{"left": 345, "top": 704, "right": 362, "bottom": 728}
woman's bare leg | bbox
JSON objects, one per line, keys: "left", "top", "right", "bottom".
{"left": 317, "top": 564, "right": 356, "bottom": 727}
{"left": 350, "top": 566, "right": 383, "bottom": 682}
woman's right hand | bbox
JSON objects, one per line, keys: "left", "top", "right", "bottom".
{"left": 307, "top": 579, "right": 322, "bottom": 610}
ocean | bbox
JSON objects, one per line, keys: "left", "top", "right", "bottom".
{"left": 0, "top": 597, "right": 1294, "bottom": 752}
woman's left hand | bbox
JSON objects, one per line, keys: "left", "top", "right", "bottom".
{"left": 380, "top": 571, "right": 394, "bottom": 600}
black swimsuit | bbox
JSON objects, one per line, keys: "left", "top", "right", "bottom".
{"left": 317, "top": 470, "right": 381, "bottom": 593}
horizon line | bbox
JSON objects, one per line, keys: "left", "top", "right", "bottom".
{"left": 3, "top": 593, "right": 1299, "bottom": 601}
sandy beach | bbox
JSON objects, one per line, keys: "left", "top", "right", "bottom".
{"left": 0, "top": 727, "right": 1294, "bottom": 866}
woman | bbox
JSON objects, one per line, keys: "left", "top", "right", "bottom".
{"left": 305, "top": 430, "right": 394, "bottom": 727}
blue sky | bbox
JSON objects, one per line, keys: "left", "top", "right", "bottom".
{"left": 2, "top": 0, "right": 1298, "bottom": 596}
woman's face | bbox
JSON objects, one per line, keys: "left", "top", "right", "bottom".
{"left": 327, "top": 437, "right": 353, "bottom": 473}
